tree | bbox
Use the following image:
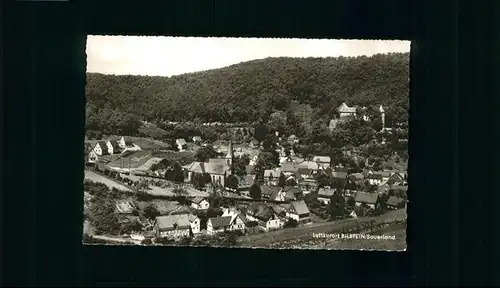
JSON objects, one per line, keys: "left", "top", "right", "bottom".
{"left": 315, "top": 172, "right": 331, "bottom": 188}
{"left": 267, "top": 110, "right": 288, "bottom": 135}
{"left": 278, "top": 172, "right": 286, "bottom": 188}
{"left": 195, "top": 145, "right": 220, "bottom": 162}
{"left": 225, "top": 175, "right": 239, "bottom": 190}
{"left": 256, "top": 151, "right": 279, "bottom": 170}
{"left": 254, "top": 122, "right": 268, "bottom": 143}
{"left": 346, "top": 196, "right": 356, "bottom": 207}
{"left": 285, "top": 178, "right": 296, "bottom": 187}
{"left": 89, "top": 198, "right": 121, "bottom": 235}
{"left": 249, "top": 183, "right": 262, "bottom": 199}
{"left": 233, "top": 154, "right": 250, "bottom": 177}
{"left": 164, "top": 160, "right": 185, "bottom": 182}
{"left": 284, "top": 219, "right": 298, "bottom": 228}
{"left": 143, "top": 205, "right": 160, "bottom": 221}
{"left": 328, "top": 190, "right": 346, "bottom": 220}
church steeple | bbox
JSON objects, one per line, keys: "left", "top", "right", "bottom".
{"left": 225, "top": 140, "right": 234, "bottom": 170}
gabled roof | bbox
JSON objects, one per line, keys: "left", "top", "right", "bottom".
{"left": 317, "top": 187, "right": 335, "bottom": 198}
{"left": 187, "top": 162, "right": 205, "bottom": 173}
{"left": 260, "top": 185, "right": 280, "bottom": 196}
{"left": 299, "top": 161, "right": 320, "bottom": 171}
{"left": 209, "top": 216, "right": 232, "bottom": 229}
{"left": 331, "top": 171, "right": 348, "bottom": 179}
{"left": 96, "top": 141, "right": 109, "bottom": 154}
{"left": 281, "top": 163, "right": 299, "bottom": 173}
{"left": 108, "top": 140, "right": 121, "bottom": 150}
{"left": 155, "top": 214, "right": 190, "bottom": 230}
{"left": 191, "top": 197, "right": 206, "bottom": 204}
{"left": 208, "top": 158, "right": 229, "bottom": 165}
{"left": 264, "top": 169, "right": 282, "bottom": 178}
{"left": 355, "top": 192, "right": 379, "bottom": 205}
{"left": 246, "top": 202, "right": 274, "bottom": 221}
{"left": 176, "top": 138, "right": 187, "bottom": 145}
{"left": 390, "top": 185, "right": 408, "bottom": 192}
{"left": 313, "top": 156, "right": 331, "bottom": 163}
{"left": 374, "top": 171, "right": 392, "bottom": 178}
{"left": 367, "top": 174, "right": 383, "bottom": 180}
{"left": 386, "top": 196, "right": 405, "bottom": 207}
{"left": 288, "top": 200, "right": 310, "bottom": 215}
{"left": 350, "top": 173, "right": 364, "bottom": 180}
{"left": 282, "top": 186, "right": 302, "bottom": 195}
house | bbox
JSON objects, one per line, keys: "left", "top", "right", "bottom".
{"left": 245, "top": 202, "right": 284, "bottom": 231}
{"left": 153, "top": 214, "right": 191, "bottom": 239}
{"left": 192, "top": 136, "right": 203, "bottom": 143}
{"left": 333, "top": 166, "right": 349, "bottom": 173}
{"left": 298, "top": 161, "right": 320, "bottom": 173}
{"left": 298, "top": 179, "right": 318, "bottom": 195}
{"left": 279, "top": 156, "right": 294, "bottom": 164}
{"left": 312, "top": 156, "right": 331, "bottom": 168}
{"left": 176, "top": 138, "right": 187, "bottom": 151}
{"left": 282, "top": 186, "right": 302, "bottom": 199}
{"left": 317, "top": 187, "right": 336, "bottom": 205}
{"left": 373, "top": 171, "right": 392, "bottom": 182}
{"left": 287, "top": 134, "right": 299, "bottom": 144}
{"left": 85, "top": 143, "right": 98, "bottom": 164}
{"left": 386, "top": 196, "right": 405, "bottom": 210}
{"left": 349, "top": 205, "right": 369, "bottom": 218}
{"left": 93, "top": 141, "right": 110, "bottom": 156}
{"left": 190, "top": 197, "right": 210, "bottom": 210}
{"left": 221, "top": 208, "right": 248, "bottom": 232}
{"left": 249, "top": 139, "right": 260, "bottom": 149}
{"left": 387, "top": 172, "right": 406, "bottom": 185}
{"left": 285, "top": 200, "right": 311, "bottom": 223}
{"left": 245, "top": 165, "right": 256, "bottom": 175}
{"left": 270, "top": 188, "right": 295, "bottom": 202}
{"left": 260, "top": 185, "right": 281, "bottom": 200}
{"left": 118, "top": 136, "right": 136, "bottom": 149}
{"left": 207, "top": 216, "right": 232, "bottom": 234}
{"left": 263, "top": 169, "right": 282, "bottom": 185}
{"left": 281, "top": 163, "right": 299, "bottom": 176}
{"left": 207, "top": 213, "right": 247, "bottom": 234}
{"left": 107, "top": 140, "right": 122, "bottom": 155}
{"left": 236, "top": 175, "right": 255, "bottom": 192}
{"left": 186, "top": 161, "right": 231, "bottom": 187}
{"left": 188, "top": 213, "right": 201, "bottom": 234}
{"left": 330, "top": 170, "right": 348, "bottom": 188}
{"left": 367, "top": 173, "right": 383, "bottom": 185}
{"left": 297, "top": 167, "right": 314, "bottom": 180}
{"left": 338, "top": 102, "right": 357, "bottom": 118}
{"left": 355, "top": 192, "right": 379, "bottom": 209}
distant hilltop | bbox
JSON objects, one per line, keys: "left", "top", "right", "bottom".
{"left": 86, "top": 53, "right": 409, "bottom": 124}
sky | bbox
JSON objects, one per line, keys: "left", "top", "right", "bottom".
{"left": 86, "top": 36, "right": 410, "bottom": 77}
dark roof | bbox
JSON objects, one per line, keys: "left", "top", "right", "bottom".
{"left": 282, "top": 186, "right": 302, "bottom": 195}
{"left": 334, "top": 166, "right": 349, "bottom": 173}
{"left": 390, "top": 185, "right": 408, "bottom": 192}
{"left": 96, "top": 141, "right": 109, "bottom": 154}
{"left": 191, "top": 197, "right": 206, "bottom": 204}
{"left": 237, "top": 175, "right": 255, "bottom": 188}
{"left": 297, "top": 167, "right": 312, "bottom": 175}
{"left": 109, "top": 140, "right": 121, "bottom": 150}
{"left": 209, "top": 216, "right": 232, "bottom": 229}
{"left": 355, "top": 192, "right": 379, "bottom": 204}
{"left": 260, "top": 185, "right": 280, "bottom": 196}
{"left": 367, "top": 174, "right": 383, "bottom": 180}
{"left": 246, "top": 202, "right": 273, "bottom": 221}
{"left": 386, "top": 196, "right": 405, "bottom": 207}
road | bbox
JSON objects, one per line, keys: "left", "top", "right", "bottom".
{"left": 89, "top": 235, "right": 142, "bottom": 245}
{"left": 238, "top": 208, "right": 406, "bottom": 246}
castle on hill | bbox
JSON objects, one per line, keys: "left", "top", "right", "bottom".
{"left": 329, "top": 102, "right": 386, "bottom": 132}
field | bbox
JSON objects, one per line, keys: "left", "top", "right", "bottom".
{"left": 84, "top": 170, "right": 133, "bottom": 192}
{"left": 237, "top": 208, "right": 407, "bottom": 249}
{"left": 106, "top": 149, "right": 196, "bottom": 171}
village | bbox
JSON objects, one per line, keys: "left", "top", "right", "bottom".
{"left": 83, "top": 102, "right": 408, "bottom": 247}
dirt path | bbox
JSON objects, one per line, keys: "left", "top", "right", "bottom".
{"left": 89, "top": 235, "right": 142, "bottom": 245}
{"left": 84, "top": 170, "right": 133, "bottom": 192}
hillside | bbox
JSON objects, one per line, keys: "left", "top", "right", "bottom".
{"left": 86, "top": 53, "right": 409, "bottom": 126}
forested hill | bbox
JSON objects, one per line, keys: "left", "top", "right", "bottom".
{"left": 86, "top": 52, "right": 409, "bottom": 124}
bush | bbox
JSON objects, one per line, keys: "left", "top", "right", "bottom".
{"left": 284, "top": 219, "right": 298, "bottom": 228}
{"left": 141, "top": 238, "right": 153, "bottom": 245}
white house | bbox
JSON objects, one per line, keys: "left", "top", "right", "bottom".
{"left": 222, "top": 208, "right": 247, "bottom": 232}
{"left": 153, "top": 214, "right": 191, "bottom": 239}
{"left": 188, "top": 213, "right": 201, "bottom": 234}
{"left": 338, "top": 102, "right": 357, "bottom": 118}
{"left": 207, "top": 214, "right": 246, "bottom": 234}
{"left": 285, "top": 200, "right": 311, "bottom": 223}
{"left": 317, "top": 187, "right": 336, "bottom": 205}
{"left": 88, "top": 150, "right": 98, "bottom": 163}
{"left": 245, "top": 203, "right": 284, "bottom": 232}
{"left": 118, "top": 136, "right": 140, "bottom": 151}
{"left": 192, "top": 136, "right": 203, "bottom": 143}
{"left": 176, "top": 138, "right": 187, "bottom": 151}
{"left": 312, "top": 156, "right": 331, "bottom": 169}
{"left": 367, "top": 174, "right": 383, "bottom": 186}
{"left": 190, "top": 197, "right": 210, "bottom": 210}
{"left": 93, "top": 141, "right": 109, "bottom": 156}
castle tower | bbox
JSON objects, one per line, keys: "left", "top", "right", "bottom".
{"left": 379, "top": 105, "right": 386, "bottom": 131}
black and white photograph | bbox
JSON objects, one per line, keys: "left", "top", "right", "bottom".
{"left": 83, "top": 36, "right": 410, "bottom": 251}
